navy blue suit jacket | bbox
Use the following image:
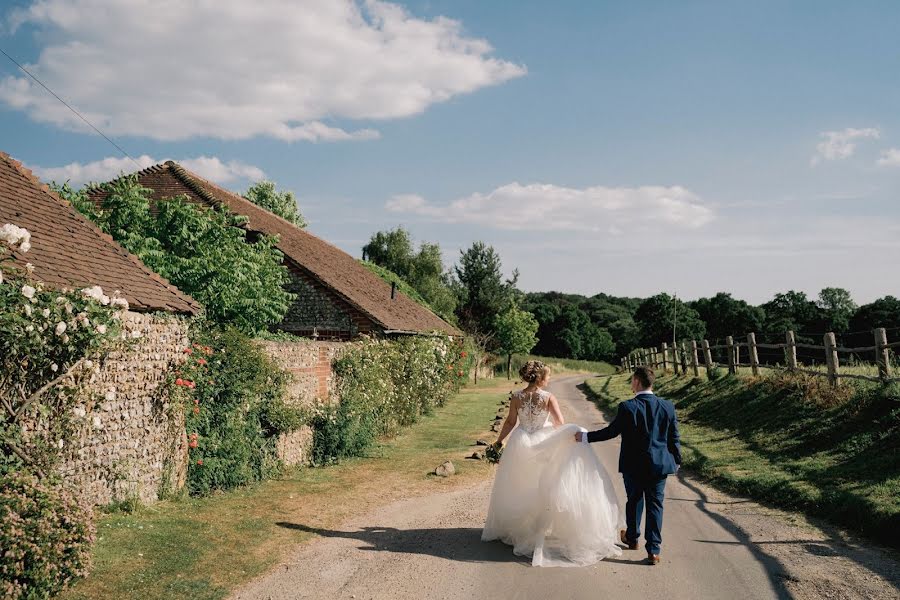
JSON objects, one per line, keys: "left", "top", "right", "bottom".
{"left": 586, "top": 392, "right": 682, "bottom": 478}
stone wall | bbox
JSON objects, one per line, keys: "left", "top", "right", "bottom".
{"left": 258, "top": 339, "right": 348, "bottom": 465}
{"left": 58, "top": 311, "right": 190, "bottom": 506}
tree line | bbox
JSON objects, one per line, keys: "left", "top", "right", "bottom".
{"left": 362, "top": 227, "right": 900, "bottom": 364}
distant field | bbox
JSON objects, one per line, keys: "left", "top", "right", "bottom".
{"left": 584, "top": 371, "right": 900, "bottom": 548}
{"left": 495, "top": 354, "right": 616, "bottom": 378}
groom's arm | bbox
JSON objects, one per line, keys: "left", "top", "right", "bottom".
{"left": 583, "top": 402, "right": 626, "bottom": 443}
{"left": 668, "top": 408, "right": 682, "bottom": 465}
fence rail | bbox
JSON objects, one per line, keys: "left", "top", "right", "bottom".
{"left": 620, "top": 327, "right": 900, "bottom": 386}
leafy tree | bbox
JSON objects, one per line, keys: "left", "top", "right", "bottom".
{"left": 761, "top": 291, "right": 823, "bottom": 342}
{"left": 817, "top": 287, "right": 857, "bottom": 334}
{"left": 454, "top": 241, "right": 518, "bottom": 335}
{"left": 849, "top": 296, "right": 900, "bottom": 333}
{"left": 494, "top": 305, "right": 539, "bottom": 379}
{"left": 243, "top": 180, "right": 307, "bottom": 227}
{"left": 634, "top": 294, "right": 706, "bottom": 348}
{"left": 362, "top": 227, "right": 457, "bottom": 321}
{"left": 65, "top": 176, "right": 293, "bottom": 334}
{"left": 690, "top": 292, "right": 765, "bottom": 341}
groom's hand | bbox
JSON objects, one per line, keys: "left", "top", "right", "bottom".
{"left": 574, "top": 432, "right": 585, "bottom": 443}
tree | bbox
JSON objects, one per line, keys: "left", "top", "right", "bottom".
{"left": 634, "top": 294, "right": 706, "bottom": 348}
{"left": 850, "top": 296, "right": 900, "bottom": 333}
{"left": 494, "top": 305, "right": 538, "bottom": 379}
{"left": 362, "top": 227, "right": 457, "bottom": 322}
{"left": 690, "top": 293, "right": 765, "bottom": 341}
{"left": 817, "top": 287, "right": 857, "bottom": 334}
{"left": 454, "top": 242, "right": 518, "bottom": 335}
{"left": 66, "top": 176, "right": 293, "bottom": 334}
{"left": 244, "top": 180, "right": 307, "bottom": 227}
{"left": 761, "top": 291, "right": 823, "bottom": 342}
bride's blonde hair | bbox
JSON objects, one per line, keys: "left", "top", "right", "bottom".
{"left": 519, "top": 360, "right": 550, "bottom": 384}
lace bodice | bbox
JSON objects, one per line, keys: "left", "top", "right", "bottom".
{"left": 515, "top": 389, "right": 551, "bottom": 433}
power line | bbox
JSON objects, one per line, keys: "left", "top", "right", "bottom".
{"left": 0, "top": 46, "right": 142, "bottom": 170}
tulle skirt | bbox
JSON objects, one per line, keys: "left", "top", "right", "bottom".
{"left": 481, "top": 423, "right": 624, "bottom": 567}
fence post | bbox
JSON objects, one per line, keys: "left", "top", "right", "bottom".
{"left": 875, "top": 328, "right": 892, "bottom": 380}
{"left": 824, "top": 332, "right": 839, "bottom": 387}
{"left": 661, "top": 342, "right": 670, "bottom": 373}
{"left": 701, "top": 339, "right": 714, "bottom": 379}
{"left": 785, "top": 330, "right": 797, "bottom": 371}
{"left": 680, "top": 341, "right": 689, "bottom": 374}
{"left": 747, "top": 333, "right": 760, "bottom": 376}
{"left": 690, "top": 340, "right": 700, "bottom": 377}
{"left": 726, "top": 336, "right": 736, "bottom": 375}
{"left": 672, "top": 344, "right": 680, "bottom": 375}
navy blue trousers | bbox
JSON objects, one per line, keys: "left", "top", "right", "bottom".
{"left": 622, "top": 472, "right": 668, "bottom": 555}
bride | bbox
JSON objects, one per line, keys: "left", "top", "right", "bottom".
{"left": 481, "top": 360, "right": 623, "bottom": 567}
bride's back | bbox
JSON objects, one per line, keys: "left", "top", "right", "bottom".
{"left": 515, "top": 389, "right": 551, "bottom": 433}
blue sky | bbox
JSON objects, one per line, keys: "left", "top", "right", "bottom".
{"left": 1, "top": 1, "right": 898, "bottom": 304}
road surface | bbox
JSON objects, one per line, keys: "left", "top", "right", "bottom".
{"left": 232, "top": 375, "right": 899, "bottom": 600}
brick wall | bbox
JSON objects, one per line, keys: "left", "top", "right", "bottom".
{"left": 258, "top": 339, "right": 348, "bottom": 465}
{"left": 57, "top": 311, "right": 190, "bottom": 506}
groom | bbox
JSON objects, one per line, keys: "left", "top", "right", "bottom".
{"left": 575, "top": 366, "right": 681, "bottom": 565}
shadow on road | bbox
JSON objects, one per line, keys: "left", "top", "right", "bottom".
{"left": 276, "top": 523, "right": 530, "bottom": 564}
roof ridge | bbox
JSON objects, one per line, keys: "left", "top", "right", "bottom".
{"left": 1, "top": 152, "right": 200, "bottom": 313}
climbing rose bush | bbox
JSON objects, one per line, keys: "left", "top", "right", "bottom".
{"left": 311, "top": 335, "right": 474, "bottom": 464}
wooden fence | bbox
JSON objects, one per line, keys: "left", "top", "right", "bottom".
{"left": 620, "top": 327, "right": 900, "bottom": 386}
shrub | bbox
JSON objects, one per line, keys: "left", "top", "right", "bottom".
{"left": 0, "top": 471, "right": 95, "bottom": 600}
{"left": 169, "top": 323, "right": 303, "bottom": 495}
{"left": 311, "top": 336, "right": 473, "bottom": 464}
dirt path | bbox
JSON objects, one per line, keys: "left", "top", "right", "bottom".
{"left": 231, "top": 375, "right": 899, "bottom": 600}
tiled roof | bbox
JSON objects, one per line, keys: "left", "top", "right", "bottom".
{"left": 89, "top": 162, "right": 461, "bottom": 335}
{"left": 0, "top": 152, "right": 199, "bottom": 314}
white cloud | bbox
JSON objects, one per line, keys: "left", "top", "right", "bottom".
{"left": 29, "top": 155, "right": 266, "bottom": 186}
{"left": 2, "top": 0, "right": 525, "bottom": 142}
{"left": 386, "top": 182, "right": 714, "bottom": 232}
{"left": 811, "top": 127, "right": 880, "bottom": 165}
{"left": 876, "top": 148, "right": 900, "bottom": 167}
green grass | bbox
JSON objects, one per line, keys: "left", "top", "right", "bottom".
{"left": 63, "top": 378, "right": 509, "bottom": 600}
{"left": 496, "top": 354, "right": 616, "bottom": 379}
{"left": 584, "top": 371, "right": 900, "bottom": 548}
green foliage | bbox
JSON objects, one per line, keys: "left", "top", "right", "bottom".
{"left": 360, "top": 260, "right": 438, "bottom": 315}
{"left": 817, "top": 287, "right": 857, "bottom": 334}
{"left": 0, "top": 470, "right": 95, "bottom": 599}
{"left": 454, "top": 241, "right": 518, "bottom": 335}
{"left": 634, "top": 293, "right": 706, "bottom": 347}
{"left": 851, "top": 296, "right": 900, "bottom": 333}
{"left": 761, "top": 291, "right": 823, "bottom": 342}
{"left": 494, "top": 305, "right": 538, "bottom": 377}
{"left": 312, "top": 336, "right": 472, "bottom": 464}
{"left": 1, "top": 227, "right": 123, "bottom": 477}
{"left": 77, "top": 176, "right": 293, "bottom": 334}
{"left": 689, "top": 292, "right": 765, "bottom": 343}
{"left": 243, "top": 180, "right": 307, "bottom": 227}
{"left": 362, "top": 227, "right": 457, "bottom": 321}
{"left": 169, "top": 324, "right": 301, "bottom": 496}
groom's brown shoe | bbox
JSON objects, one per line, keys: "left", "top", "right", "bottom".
{"left": 619, "top": 530, "right": 638, "bottom": 550}
{"left": 646, "top": 553, "right": 661, "bottom": 565}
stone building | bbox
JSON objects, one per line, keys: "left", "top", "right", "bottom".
{"left": 89, "top": 161, "right": 461, "bottom": 340}
{"left": 0, "top": 151, "right": 200, "bottom": 504}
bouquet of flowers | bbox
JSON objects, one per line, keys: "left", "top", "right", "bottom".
{"left": 485, "top": 441, "right": 503, "bottom": 464}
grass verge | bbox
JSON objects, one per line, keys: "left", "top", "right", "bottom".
{"left": 583, "top": 371, "right": 900, "bottom": 548}
{"left": 63, "top": 378, "right": 509, "bottom": 600}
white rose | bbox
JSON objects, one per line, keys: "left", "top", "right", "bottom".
{"left": 41, "top": 308, "right": 50, "bottom": 318}
{"left": 0, "top": 271, "right": 3, "bottom": 284}
{"left": 73, "top": 406, "right": 86, "bottom": 418}
{"left": 19, "top": 241, "right": 31, "bottom": 253}
{"left": 50, "top": 363, "right": 58, "bottom": 372}
{"left": 84, "top": 360, "right": 94, "bottom": 369}
{"left": 61, "top": 334, "right": 69, "bottom": 343}
{"left": 25, "top": 262, "right": 34, "bottom": 274}
{"left": 57, "top": 439, "right": 64, "bottom": 449}
{"left": 21, "top": 285, "right": 35, "bottom": 299}
{"left": 55, "top": 321, "right": 67, "bottom": 336}
{"left": 92, "top": 416, "right": 102, "bottom": 429}
{"left": 25, "top": 325, "right": 34, "bottom": 333}
{"left": 96, "top": 324, "right": 107, "bottom": 335}
{"left": 24, "top": 304, "right": 32, "bottom": 316}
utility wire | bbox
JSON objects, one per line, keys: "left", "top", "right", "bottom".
{"left": 0, "top": 46, "right": 142, "bottom": 170}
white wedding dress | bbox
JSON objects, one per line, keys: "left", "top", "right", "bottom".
{"left": 481, "top": 389, "right": 624, "bottom": 567}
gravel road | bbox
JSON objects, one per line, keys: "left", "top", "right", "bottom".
{"left": 232, "top": 375, "right": 899, "bottom": 600}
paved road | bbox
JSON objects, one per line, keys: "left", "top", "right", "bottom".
{"left": 232, "top": 375, "right": 899, "bottom": 600}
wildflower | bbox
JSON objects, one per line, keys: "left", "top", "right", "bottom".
{"left": 21, "top": 285, "right": 35, "bottom": 299}
{"left": 24, "top": 303, "right": 32, "bottom": 316}
{"left": 42, "top": 308, "right": 50, "bottom": 318}
{"left": 184, "top": 347, "right": 193, "bottom": 354}
{"left": 189, "top": 440, "right": 198, "bottom": 448}
{"left": 96, "top": 324, "right": 107, "bottom": 335}
{"left": 175, "top": 378, "right": 184, "bottom": 386}
{"left": 50, "top": 363, "right": 58, "bottom": 372}
{"left": 196, "top": 459, "right": 203, "bottom": 466}
{"left": 193, "top": 407, "right": 200, "bottom": 414}
{"left": 25, "top": 324, "right": 34, "bottom": 332}
{"left": 24, "top": 262, "right": 34, "bottom": 274}
{"left": 460, "top": 351, "right": 468, "bottom": 358}
{"left": 197, "top": 358, "right": 207, "bottom": 365}
{"left": 55, "top": 321, "right": 67, "bottom": 336}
